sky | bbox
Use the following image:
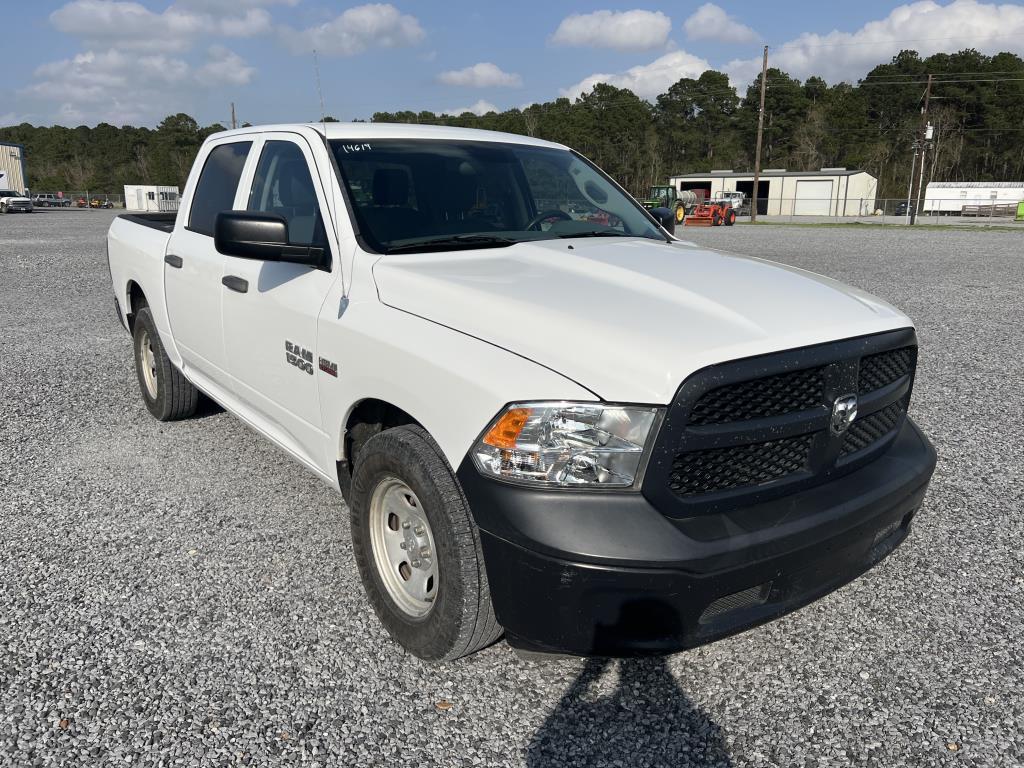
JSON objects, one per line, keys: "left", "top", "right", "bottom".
{"left": 3, "top": 0, "right": 1024, "bottom": 128}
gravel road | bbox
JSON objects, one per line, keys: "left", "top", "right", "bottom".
{"left": 1, "top": 210, "right": 1021, "bottom": 767}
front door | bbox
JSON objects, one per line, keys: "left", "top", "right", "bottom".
{"left": 220, "top": 135, "right": 339, "bottom": 464}
{"left": 164, "top": 139, "right": 252, "bottom": 387}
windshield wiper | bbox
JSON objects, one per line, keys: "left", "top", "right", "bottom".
{"left": 555, "top": 230, "right": 631, "bottom": 239}
{"left": 385, "top": 234, "right": 517, "bottom": 253}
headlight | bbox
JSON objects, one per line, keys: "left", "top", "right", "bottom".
{"left": 471, "top": 402, "right": 663, "bottom": 488}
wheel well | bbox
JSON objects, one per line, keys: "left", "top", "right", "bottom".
{"left": 337, "top": 399, "right": 420, "bottom": 500}
{"left": 126, "top": 281, "right": 147, "bottom": 332}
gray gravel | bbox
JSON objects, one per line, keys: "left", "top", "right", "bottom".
{"left": 1, "top": 210, "right": 1022, "bottom": 767}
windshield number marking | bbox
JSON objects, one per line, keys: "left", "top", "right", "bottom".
{"left": 340, "top": 143, "right": 371, "bottom": 154}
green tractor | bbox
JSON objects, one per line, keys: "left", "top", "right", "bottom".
{"left": 640, "top": 185, "right": 698, "bottom": 225}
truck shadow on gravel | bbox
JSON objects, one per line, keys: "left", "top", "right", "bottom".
{"left": 526, "top": 656, "right": 733, "bottom": 767}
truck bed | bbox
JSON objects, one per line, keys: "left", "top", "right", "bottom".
{"left": 117, "top": 212, "right": 177, "bottom": 233}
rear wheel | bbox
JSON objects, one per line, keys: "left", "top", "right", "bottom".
{"left": 132, "top": 306, "right": 200, "bottom": 421}
{"left": 350, "top": 425, "right": 501, "bottom": 660}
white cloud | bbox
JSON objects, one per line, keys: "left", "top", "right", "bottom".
{"left": 197, "top": 46, "right": 256, "bottom": 86}
{"left": 561, "top": 50, "right": 711, "bottom": 101}
{"left": 726, "top": 0, "right": 1024, "bottom": 84}
{"left": 684, "top": 4, "right": 758, "bottom": 43}
{"left": 551, "top": 10, "right": 672, "bottom": 52}
{"left": 21, "top": 46, "right": 254, "bottom": 125}
{"left": 50, "top": 0, "right": 273, "bottom": 53}
{"left": 437, "top": 63, "right": 522, "bottom": 88}
{"left": 280, "top": 3, "right": 424, "bottom": 56}
{"left": 441, "top": 100, "right": 500, "bottom": 116}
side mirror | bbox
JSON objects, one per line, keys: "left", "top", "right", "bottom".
{"left": 214, "top": 211, "right": 324, "bottom": 267}
{"left": 650, "top": 206, "right": 676, "bottom": 235}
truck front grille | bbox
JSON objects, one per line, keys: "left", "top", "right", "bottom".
{"left": 688, "top": 366, "right": 824, "bottom": 425}
{"left": 669, "top": 434, "right": 813, "bottom": 496}
{"left": 642, "top": 330, "right": 918, "bottom": 516}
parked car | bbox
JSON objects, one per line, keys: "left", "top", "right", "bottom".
{"left": 106, "top": 123, "right": 936, "bottom": 661}
{"left": 896, "top": 201, "right": 917, "bottom": 216}
{"left": 33, "top": 193, "right": 72, "bottom": 208}
{"left": 0, "top": 189, "right": 33, "bottom": 213}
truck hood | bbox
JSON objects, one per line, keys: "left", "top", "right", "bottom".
{"left": 373, "top": 238, "right": 911, "bottom": 404}
{"left": 1, "top": 195, "right": 30, "bottom": 203}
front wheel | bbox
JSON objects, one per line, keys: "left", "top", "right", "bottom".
{"left": 725, "top": 210, "right": 736, "bottom": 226}
{"left": 350, "top": 425, "right": 501, "bottom": 660}
{"left": 132, "top": 306, "right": 200, "bottom": 421}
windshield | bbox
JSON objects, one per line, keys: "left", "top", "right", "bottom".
{"left": 330, "top": 139, "right": 667, "bottom": 253}
{"left": 0, "top": 190, "right": 21, "bottom": 197}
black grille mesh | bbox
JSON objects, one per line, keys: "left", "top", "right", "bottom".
{"left": 669, "top": 434, "right": 813, "bottom": 496}
{"left": 689, "top": 366, "right": 824, "bottom": 425}
{"left": 841, "top": 401, "right": 905, "bottom": 456}
{"left": 858, "top": 347, "right": 915, "bottom": 394}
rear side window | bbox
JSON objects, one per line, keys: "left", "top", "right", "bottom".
{"left": 188, "top": 141, "right": 252, "bottom": 236}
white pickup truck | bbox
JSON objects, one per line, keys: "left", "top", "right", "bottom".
{"left": 107, "top": 123, "right": 935, "bottom": 661}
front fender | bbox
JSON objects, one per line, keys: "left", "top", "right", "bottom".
{"left": 317, "top": 299, "right": 597, "bottom": 476}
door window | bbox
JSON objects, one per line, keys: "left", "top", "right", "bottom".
{"left": 188, "top": 141, "right": 252, "bottom": 236}
{"left": 247, "top": 140, "right": 329, "bottom": 250}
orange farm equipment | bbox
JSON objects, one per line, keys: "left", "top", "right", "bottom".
{"left": 684, "top": 202, "right": 737, "bottom": 227}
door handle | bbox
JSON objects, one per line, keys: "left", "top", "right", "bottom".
{"left": 164, "top": 254, "right": 183, "bottom": 268}
{"left": 222, "top": 275, "right": 249, "bottom": 293}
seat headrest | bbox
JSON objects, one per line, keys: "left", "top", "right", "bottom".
{"left": 277, "top": 160, "right": 316, "bottom": 208}
{"left": 373, "top": 169, "right": 410, "bottom": 206}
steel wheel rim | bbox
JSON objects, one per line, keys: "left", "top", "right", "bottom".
{"left": 369, "top": 476, "right": 438, "bottom": 618}
{"left": 138, "top": 329, "right": 158, "bottom": 399}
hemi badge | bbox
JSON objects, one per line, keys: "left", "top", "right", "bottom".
{"left": 319, "top": 357, "right": 338, "bottom": 377}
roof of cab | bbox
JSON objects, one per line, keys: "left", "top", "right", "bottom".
{"left": 207, "top": 122, "right": 568, "bottom": 150}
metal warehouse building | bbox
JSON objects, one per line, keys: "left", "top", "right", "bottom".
{"left": 669, "top": 168, "right": 878, "bottom": 216}
{"left": 0, "top": 141, "right": 28, "bottom": 193}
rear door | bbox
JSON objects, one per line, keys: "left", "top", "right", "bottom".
{"left": 164, "top": 139, "right": 253, "bottom": 387}
{"left": 220, "top": 133, "right": 339, "bottom": 463}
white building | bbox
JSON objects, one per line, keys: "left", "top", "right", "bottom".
{"left": 923, "top": 181, "right": 1024, "bottom": 214}
{"left": 124, "top": 184, "right": 180, "bottom": 212}
{"left": 0, "top": 141, "right": 28, "bottom": 193}
{"left": 668, "top": 168, "right": 878, "bottom": 216}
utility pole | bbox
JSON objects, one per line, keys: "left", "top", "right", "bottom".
{"left": 909, "top": 74, "right": 932, "bottom": 225}
{"left": 751, "top": 45, "right": 768, "bottom": 223}
{"left": 230, "top": 102, "right": 237, "bottom": 130}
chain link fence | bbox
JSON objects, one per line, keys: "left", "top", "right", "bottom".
{"left": 726, "top": 197, "right": 1024, "bottom": 225}
{"left": 29, "top": 191, "right": 125, "bottom": 209}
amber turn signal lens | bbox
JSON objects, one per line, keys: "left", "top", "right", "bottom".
{"left": 482, "top": 407, "right": 531, "bottom": 450}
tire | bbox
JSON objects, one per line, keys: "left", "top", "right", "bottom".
{"left": 674, "top": 204, "right": 685, "bottom": 224}
{"left": 712, "top": 212, "right": 721, "bottom": 226}
{"left": 350, "top": 425, "right": 501, "bottom": 660}
{"left": 132, "top": 306, "right": 200, "bottom": 421}
{"left": 725, "top": 210, "right": 736, "bottom": 226}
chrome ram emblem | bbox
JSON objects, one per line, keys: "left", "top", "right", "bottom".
{"left": 830, "top": 394, "right": 858, "bottom": 435}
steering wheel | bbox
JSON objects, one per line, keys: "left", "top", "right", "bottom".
{"left": 526, "top": 209, "right": 573, "bottom": 231}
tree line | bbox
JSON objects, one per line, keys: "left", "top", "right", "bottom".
{"left": 2, "top": 49, "right": 1022, "bottom": 199}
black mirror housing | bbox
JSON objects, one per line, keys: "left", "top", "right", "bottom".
{"left": 650, "top": 206, "right": 676, "bottom": 235}
{"left": 214, "top": 211, "right": 325, "bottom": 267}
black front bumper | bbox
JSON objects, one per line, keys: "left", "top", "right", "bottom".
{"left": 458, "top": 419, "right": 936, "bottom": 656}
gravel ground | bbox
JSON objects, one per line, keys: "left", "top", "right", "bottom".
{"left": 1, "top": 210, "right": 1021, "bottom": 767}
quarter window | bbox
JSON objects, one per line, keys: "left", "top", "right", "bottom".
{"left": 188, "top": 141, "right": 252, "bottom": 236}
